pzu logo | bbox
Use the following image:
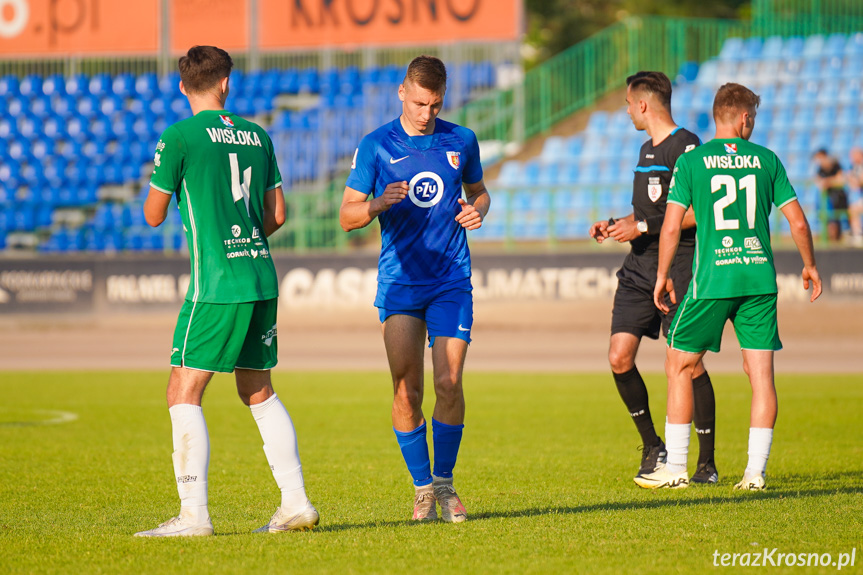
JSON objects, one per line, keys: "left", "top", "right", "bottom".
{"left": 408, "top": 171, "right": 445, "bottom": 208}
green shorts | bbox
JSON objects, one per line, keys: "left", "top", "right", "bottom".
{"left": 171, "top": 298, "right": 278, "bottom": 372}
{"left": 667, "top": 293, "right": 782, "bottom": 354}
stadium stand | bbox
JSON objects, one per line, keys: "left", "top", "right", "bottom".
{"left": 0, "top": 61, "right": 497, "bottom": 252}
{"left": 476, "top": 32, "right": 863, "bottom": 242}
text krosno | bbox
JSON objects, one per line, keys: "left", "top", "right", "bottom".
{"left": 713, "top": 548, "right": 856, "bottom": 570}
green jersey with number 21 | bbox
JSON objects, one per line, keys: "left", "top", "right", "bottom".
{"left": 667, "top": 138, "right": 798, "bottom": 300}
{"left": 150, "top": 110, "right": 282, "bottom": 304}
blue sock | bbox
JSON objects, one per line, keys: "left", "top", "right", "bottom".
{"left": 432, "top": 418, "right": 464, "bottom": 479}
{"left": 393, "top": 423, "right": 432, "bottom": 487}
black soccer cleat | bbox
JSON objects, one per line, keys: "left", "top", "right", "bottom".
{"left": 690, "top": 460, "right": 719, "bottom": 484}
{"left": 636, "top": 440, "right": 667, "bottom": 477}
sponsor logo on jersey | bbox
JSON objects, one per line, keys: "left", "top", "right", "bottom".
{"left": 722, "top": 236, "right": 733, "bottom": 248}
{"left": 714, "top": 246, "right": 742, "bottom": 256}
{"left": 226, "top": 249, "right": 251, "bottom": 259}
{"left": 154, "top": 151, "right": 161, "bottom": 167}
{"left": 446, "top": 151, "right": 460, "bottom": 169}
{"left": 724, "top": 143, "right": 737, "bottom": 154}
{"left": 390, "top": 155, "right": 409, "bottom": 164}
{"left": 251, "top": 249, "right": 258, "bottom": 258}
{"left": 744, "top": 236, "right": 762, "bottom": 250}
{"left": 703, "top": 155, "right": 762, "bottom": 170}
{"left": 684, "top": 144, "right": 696, "bottom": 152}
{"left": 231, "top": 225, "right": 241, "bottom": 238}
{"left": 219, "top": 114, "right": 234, "bottom": 128}
{"left": 408, "top": 171, "right": 445, "bottom": 208}
{"left": 715, "top": 256, "right": 743, "bottom": 266}
{"left": 351, "top": 148, "right": 358, "bottom": 169}
{"left": 645, "top": 154, "right": 655, "bottom": 159}
{"left": 205, "top": 127, "right": 263, "bottom": 147}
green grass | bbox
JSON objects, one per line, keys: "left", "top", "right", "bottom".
{"left": 1, "top": 371, "right": 861, "bottom": 574}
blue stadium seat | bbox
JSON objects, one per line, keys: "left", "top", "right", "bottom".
{"left": 802, "top": 35, "right": 826, "bottom": 59}
{"left": 88, "top": 74, "right": 111, "bottom": 97}
{"left": 585, "top": 112, "right": 608, "bottom": 134}
{"left": 112, "top": 74, "right": 135, "bottom": 98}
{"left": 0, "top": 75, "right": 20, "bottom": 98}
{"left": 135, "top": 73, "right": 159, "bottom": 99}
{"left": 825, "top": 33, "right": 848, "bottom": 57}
{"left": 540, "top": 137, "right": 568, "bottom": 162}
{"left": 719, "top": 37, "right": 745, "bottom": 61}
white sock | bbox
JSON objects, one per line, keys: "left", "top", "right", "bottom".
{"left": 250, "top": 393, "right": 309, "bottom": 511}
{"left": 665, "top": 420, "right": 691, "bottom": 474}
{"left": 745, "top": 427, "right": 774, "bottom": 478}
{"left": 169, "top": 404, "right": 210, "bottom": 523}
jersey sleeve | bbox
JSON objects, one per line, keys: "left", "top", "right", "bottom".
{"left": 771, "top": 152, "right": 798, "bottom": 208}
{"left": 462, "top": 128, "right": 484, "bottom": 185}
{"left": 149, "top": 125, "right": 186, "bottom": 195}
{"left": 264, "top": 132, "right": 282, "bottom": 191}
{"left": 667, "top": 153, "right": 693, "bottom": 209}
{"left": 344, "top": 134, "right": 377, "bottom": 195}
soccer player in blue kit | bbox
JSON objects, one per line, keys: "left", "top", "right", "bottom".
{"left": 339, "top": 55, "right": 490, "bottom": 523}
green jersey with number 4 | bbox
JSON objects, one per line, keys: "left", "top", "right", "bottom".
{"left": 667, "top": 138, "right": 797, "bottom": 299}
{"left": 150, "top": 110, "right": 282, "bottom": 304}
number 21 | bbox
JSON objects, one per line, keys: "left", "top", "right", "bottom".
{"left": 711, "top": 174, "right": 756, "bottom": 230}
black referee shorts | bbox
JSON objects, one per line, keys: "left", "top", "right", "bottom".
{"left": 611, "top": 249, "right": 694, "bottom": 340}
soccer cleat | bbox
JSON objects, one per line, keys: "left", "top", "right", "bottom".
{"left": 636, "top": 440, "right": 668, "bottom": 478}
{"left": 134, "top": 514, "right": 214, "bottom": 537}
{"left": 733, "top": 473, "right": 766, "bottom": 491}
{"left": 432, "top": 476, "right": 467, "bottom": 523}
{"left": 634, "top": 466, "right": 690, "bottom": 490}
{"left": 254, "top": 502, "right": 320, "bottom": 533}
{"left": 412, "top": 485, "right": 438, "bottom": 521}
{"left": 691, "top": 460, "right": 719, "bottom": 484}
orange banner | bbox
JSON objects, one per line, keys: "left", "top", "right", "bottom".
{"left": 170, "top": 0, "right": 248, "bottom": 54}
{"left": 0, "top": 0, "right": 519, "bottom": 58}
{"left": 258, "top": 0, "right": 521, "bottom": 49}
{"left": 0, "top": 0, "right": 158, "bottom": 56}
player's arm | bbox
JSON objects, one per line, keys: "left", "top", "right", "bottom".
{"left": 263, "top": 186, "right": 286, "bottom": 237}
{"left": 339, "top": 183, "right": 408, "bottom": 232}
{"left": 144, "top": 188, "right": 173, "bottom": 227}
{"left": 654, "top": 202, "right": 687, "bottom": 313}
{"left": 781, "top": 199, "right": 822, "bottom": 302}
{"left": 456, "top": 179, "right": 490, "bottom": 230}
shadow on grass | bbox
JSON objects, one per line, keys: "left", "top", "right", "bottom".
{"left": 313, "top": 482, "right": 863, "bottom": 534}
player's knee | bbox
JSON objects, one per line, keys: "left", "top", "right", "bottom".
{"left": 608, "top": 348, "right": 635, "bottom": 373}
{"left": 393, "top": 383, "right": 422, "bottom": 411}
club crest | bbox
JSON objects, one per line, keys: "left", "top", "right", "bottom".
{"left": 446, "top": 151, "right": 460, "bottom": 169}
{"left": 219, "top": 114, "right": 234, "bottom": 128}
{"left": 724, "top": 143, "right": 737, "bottom": 154}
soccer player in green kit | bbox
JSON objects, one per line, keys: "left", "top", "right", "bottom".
{"left": 135, "top": 46, "right": 318, "bottom": 536}
{"left": 638, "top": 83, "right": 822, "bottom": 491}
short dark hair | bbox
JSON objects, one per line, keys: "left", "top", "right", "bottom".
{"left": 626, "top": 71, "right": 672, "bottom": 109}
{"left": 713, "top": 83, "right": 761, "bottom": 124}
{"left": 404, "top": 55, "right": 447, "bottom": 93}
{"left": 178, "top": 46, "right": 233, "bottom": 94}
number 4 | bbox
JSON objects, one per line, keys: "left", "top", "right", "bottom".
{"left": 711, "top": 174, "right": 756, "bottom": 230}
{"left": 229, "top": 153, "right": 252, "bottom": 216}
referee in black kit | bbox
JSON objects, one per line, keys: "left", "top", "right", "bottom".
{"left": 588, "top": 71, "right": 718, "bottom": 485}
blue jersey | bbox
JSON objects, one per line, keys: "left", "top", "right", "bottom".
{"left": 346, "top": 117, "right": 483, "bottom": 285}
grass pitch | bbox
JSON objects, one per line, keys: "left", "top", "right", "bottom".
{"left": 1, "top": 370, "right": 861, "bottom": 574}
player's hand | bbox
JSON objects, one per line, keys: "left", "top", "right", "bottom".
{"left": 654, "top": 276, "right": 675, "bottom": 313}
{"left": 608, "top": 218, "right": 641, "bottom": 243}
{"left": 375, "top": 181, "right": 408, "bottom": 213}
{"left": 802, "top": 266, "right": 823, "bottom": 302}
{"left": 455, "top": 198, "right": 483, "bottom": 230}
{"left": 589, "top": 220, "right": 611, "bottom": 243}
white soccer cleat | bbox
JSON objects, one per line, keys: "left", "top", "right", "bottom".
{"left": 412, "top": 485, "right": 438, "bottom": 521}
{"left": 254, "top": 502, "right": 320, "bottom": 533}
{"left": 733, "top": 473, "right": 766, "bottom": 491}
{"left": 134, "top": 514, "right": 214, "bottom": 537}
{"left": 633, "top": 466, "right": 690, "bottom": 490}
{"left": 433, "top": 476, "right": 467, "bottom": 523}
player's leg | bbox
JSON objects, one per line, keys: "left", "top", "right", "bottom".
{"left": 426, "top": 281, "right": 472, "bottom": 522}
{"left": 690, "top": 359, "right": 719, "bottom": 483}
{"left": 666, "top": 261, "right": 718, "bottom": 482}
{"left": 382, "top": 312, "right": 436, "bottom": 520}
{"left": 610, "top": 279, "right": 666, "bottom": 476}
{"left": 232, "top": 299, "right": 317, "bottom": 532}
{"left": 732, "top": 294, "right": 782, "bottom": 491}
{"left": 137, "top": 299, "right": 243, "bottom": 537}
{"left": 636, "top": 296, "right": 727, "bottom": 489}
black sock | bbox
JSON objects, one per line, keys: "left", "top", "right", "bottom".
{"left": 613, "top": 366, "right": 660, "bottom": 447}
{"left": 692, "top": 371, "right": 716, "bottom": 465}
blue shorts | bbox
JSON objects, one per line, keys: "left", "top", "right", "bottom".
{"left": 376, "top": 277, "right": 473, "bottom": 347}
